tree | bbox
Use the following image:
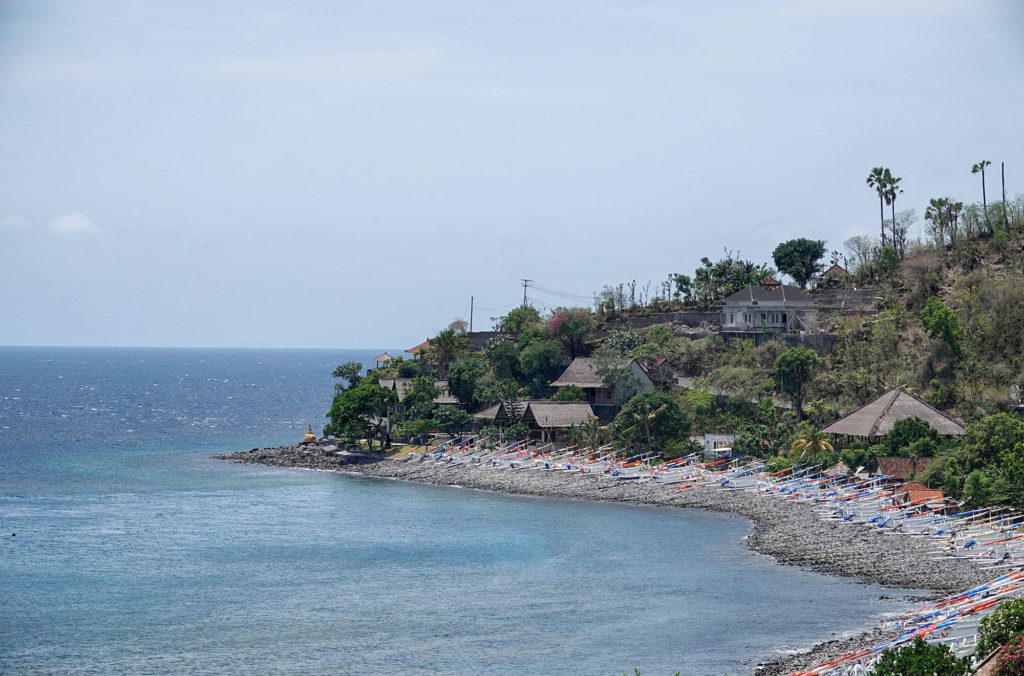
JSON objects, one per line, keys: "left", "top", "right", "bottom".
{"left": 429, "top": 328, "right": 469, "bottom": 378}
{"left": 331, "top": 362, "right": 363, "bottom": 391}
{"left": 844, "top": 234, "right": 879, "bottom": 273}
{"left": 773, "top": 347, "right": 822, "bottom": 418}
{"left": 551, "top": 385, "right": 585, "bottom": 401}
{"left": 925, "top": 197, "right": 964, "bottom": 249}
{"left": 889, "top": 209, "right": 916, "bottom": 259}
{"left": 447, "top": 357, "right": 487, "bottom": 408}
{"left": 885, "top": 171, "right": 903, "bottom": 253}
{"left": 568, "top": 414, "right": 612, "bottom": 449}
{"left": 691, "top": 251, "right": 775, "bottom": 308}
{"left": 613, "top": 390, "right": 689, "bottom": 455}
{"left": 872, "top": 637, "right": 971, "bottom": 676}
{"left": 977, "top": 597, "right": 1024, "bottom": 656}
{"left": 789, "top": 423, "right": 834, "bottom": 460}
{"left": 401, "top": 375, "right": 439, "bottom": 420}
{"left": 771, "top": 238, "right": 826, "bottom": 288}
{"left": 495, "top": 305, "right": 541, "bottom": 333}
{"left": 548, "top": 307, "right": 595, "bottom": 360}
{"left": 433, "top": 405, "right": 473, "bottom": 434}
{"left": 973, "top": 159, "right": 992, "bottom": 232}
{"left": 962, "top": 413, "right": 1024, "bottom": 471}
{"left": 884, "top": 417, "right": 940, "bottom": 457}
{"left": 324, "top": 382, "right": 397, "bottom": 451}
{"left": 867, "top": 167, "right": 891, "bottom": 246}
{"left": 920, "top": 296, "right": 964, "bottom": 358}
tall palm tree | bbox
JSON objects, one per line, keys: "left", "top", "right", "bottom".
{"left": 885, "top": 171, "right": 903, "bottom": 256}
{"left": 972, "top": 160, "right": 992, "bottom": 232}
{"left": 866, "top": 167, "right": 889, "bottom": 246}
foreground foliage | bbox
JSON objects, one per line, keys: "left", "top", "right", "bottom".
{"left": 978, "top": 598, "right": 1024, "bottom": 657}
{"left": 872, "top": 637, "right": 972, "bottom": 676}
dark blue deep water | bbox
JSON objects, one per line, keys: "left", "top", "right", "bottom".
{"left": 1, "top": 347, "right": 917, "bottom": 675}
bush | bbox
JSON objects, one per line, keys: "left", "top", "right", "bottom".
{"left": 994, "top": 633, "right": 1024, "bottom": 676}
{"left": 872, "top": 637, "right": 972, "bottom": 675}
{"left": 979, "top": 598, "right": 1024, "bottom": 656}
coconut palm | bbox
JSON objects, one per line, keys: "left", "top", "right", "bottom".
{"left": 429, "top": 328, "right": 469, "bottom": 379}
{"left": 866, "top": 167, "right": 890, "bottom": 246}
{"left": 972, "top": 160, "right": 992, "bottom": 231}
{"left": 789, "top": 426, "right": 834, "bottom": 460}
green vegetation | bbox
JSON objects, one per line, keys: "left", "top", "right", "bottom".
{"left": 772, "top": 238, "right": 825, "bottom": 288}
{"left": 978, "top": 598, "right": 1024, "bottom": 656}
{"left": 323, "top": 163, "right": 1024, "bottom": 505}
{"left": 872, "top": 637, "right": 972, "bottom": 676}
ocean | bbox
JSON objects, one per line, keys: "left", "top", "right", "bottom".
{"left": 1, "top": 347, "right": 916, "bottom": 675}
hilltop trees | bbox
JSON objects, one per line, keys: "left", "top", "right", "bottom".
{"left": 972, "top": 160, "right": 992, "bottom": 230}
{"left": 772, "top": 238, "right": 826, "bottom": 288}
{"left": 866, "top": 167, "right": 903, "bottom": 251}
{"left": 867, "top": 167, "right": 891, "bottom": 246}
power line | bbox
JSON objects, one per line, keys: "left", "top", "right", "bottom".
{"left": 527, "top": 280, "right": 594, "bottom": 303}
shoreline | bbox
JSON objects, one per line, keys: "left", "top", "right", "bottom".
{"left": 217, "top": 443, "right": 991, "bottom": 674}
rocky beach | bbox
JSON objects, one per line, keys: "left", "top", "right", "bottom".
{"left": 217, "top": 442, "right": 992, "bottom": 674}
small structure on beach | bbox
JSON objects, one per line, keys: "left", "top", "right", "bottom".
{"left": 474, "top": 400, "right": 594, "bottom": 442}
{"left": 703, "top": 433, "right": 736, "bottom": 457}
{"left": 821, "top": 388, "right": 966, "bottom": 443}
{"left": 301, "top": 425, "right": 317, "bottom": 444}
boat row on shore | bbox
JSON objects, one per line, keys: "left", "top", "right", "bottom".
{"left": 396, "top": 438, "right": 1024, "bottom": 674}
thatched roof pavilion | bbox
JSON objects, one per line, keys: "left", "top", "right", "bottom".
{"left": 821, "top": 388, "right": 966, "bottom": 442}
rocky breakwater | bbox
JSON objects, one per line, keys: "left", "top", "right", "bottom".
{"left": 216, "top": 444, "right": 993, "bottom": 674}
{"left": 215, "top": 440, "right": 385, "bottom": 470}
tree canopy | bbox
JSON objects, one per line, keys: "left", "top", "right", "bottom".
{"left": 324, "top": 382, "right": 397, "bottom": 451}
{"left": 771, "top": 238, "right": 826, "bottom": 288}
{"left": 613, "top": 390, "right": 690, "bottom": 456}
{"left": 773, "top": 347, "right": 822, "bottom": 418}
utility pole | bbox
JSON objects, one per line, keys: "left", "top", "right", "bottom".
{"left": 469, "top": 296, "right": 474, "bottom": 333}
{"left": 521, "top": 279, "right": 532, "bottom": 306}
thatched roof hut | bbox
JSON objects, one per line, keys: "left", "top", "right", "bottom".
{"left": 821, "top": 388, "right": 966, "bottom": 442}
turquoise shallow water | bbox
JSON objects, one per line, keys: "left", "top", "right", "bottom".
{"left": 1, "top": 347, "right": 918, "bottom": 675}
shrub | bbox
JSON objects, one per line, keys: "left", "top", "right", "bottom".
{"left": 872, "top": 637, "right": 972, "bottom": 675}
{"left": 979, "top": 598, "right": 1024, "bottom": 656}
{"left": 994, "top": 633, "right": 1024, "bottom": 676}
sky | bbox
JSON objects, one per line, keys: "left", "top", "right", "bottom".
{"left": 1, "top": 0, "right": 1022, "bottom": 349}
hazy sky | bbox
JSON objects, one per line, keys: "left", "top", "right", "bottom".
{"left": 2, "top": 1, "right": 1022, "bottom": 349}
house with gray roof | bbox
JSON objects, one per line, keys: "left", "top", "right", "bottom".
{"left": 821, "top": 388, "right": 966, "bottom": 443}
{"left": 550, "top": 357, "right": 654, "bottom": 417}
{"left": 720, "top": 285, "right": 816, "bottom": 334}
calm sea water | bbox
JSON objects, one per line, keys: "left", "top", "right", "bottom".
{"left": 1, "top": 347, "right": 918, "bottom": 675}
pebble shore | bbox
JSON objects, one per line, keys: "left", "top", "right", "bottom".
{"left": 217, "top": 443, "right": 992, "bottom": 674}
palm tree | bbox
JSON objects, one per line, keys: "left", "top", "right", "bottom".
{"left": 885, "top": 171, "right": 903, "bottom": 256}
{"left": 789, "top": 426, "right": 834, "bottom": 460}
{"left": 429, "top": 328, "right": 469, "bottom": 379}
{"left": 972, "top": 160, "right": 992, "bottom": 232}
{"left": 569, "top": 414, "right": 611, "bottom": 451}
{"left": 866, "top": 167, "right": 889, "bottom": 246}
